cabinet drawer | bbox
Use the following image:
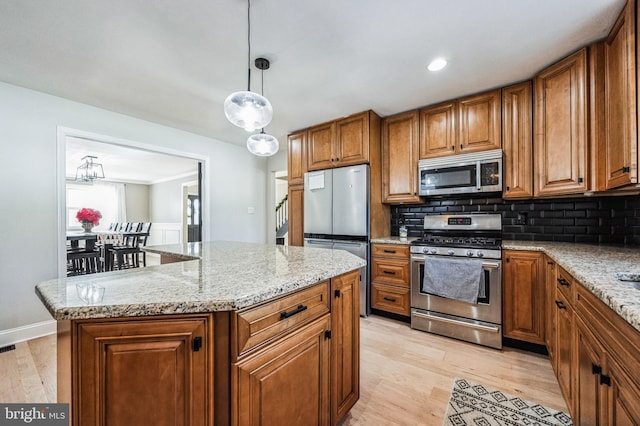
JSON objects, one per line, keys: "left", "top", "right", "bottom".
{"left": 371, "top": 258, "right": 410, "bottom": 287}
{"left": 556, "top": 266, "right": 574, "bottom": 305}
{"left": 371, "top": 283, "right": 410, "bottom": 316}
{"left": 234, "top": 281, "right": 330, "bottom": 358}
{"left": 371, "top": 244, "right": 410, "bottom": 259}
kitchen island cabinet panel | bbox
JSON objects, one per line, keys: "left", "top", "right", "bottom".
{"left": 534, "top": 48, "right": 589, "bottom": 196}
{"left": 75, "top": 316, "right": 212, "bottom": 426}
{"left": 233, "top": 315, "right": 331, "bottom": 426}
{"left": 381, "top": 110, "right": 421, "bottom": 203}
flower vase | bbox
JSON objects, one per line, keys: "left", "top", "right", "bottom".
{"left": 81, "top": 221, "right": 94, "bottom": 233}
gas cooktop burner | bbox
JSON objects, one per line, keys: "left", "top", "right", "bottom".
{"left": 412, "top": 235, "right": 501, "bottom": 249}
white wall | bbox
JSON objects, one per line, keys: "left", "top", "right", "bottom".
{"left": 0, "top": 81, "right": 269, "bottom": 343}
{"left": 125, "top": 183, "right": 150, "bottom": 222}
{"left": 150, "top": 174, "right": 197, "bottom": 223}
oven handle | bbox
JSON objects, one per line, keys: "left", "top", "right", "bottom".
{"left": 412, "top": 310, "right": 500, "bottom": 333}
{"left": 410, "top": 255, "right": 501, "bottom": 270}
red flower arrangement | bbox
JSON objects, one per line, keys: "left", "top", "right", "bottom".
{"left": 76, "top": 208, "right": 102, "bottom": 225}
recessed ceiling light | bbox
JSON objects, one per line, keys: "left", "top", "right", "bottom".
{"left": 427, "top": 58, "right": 447, "bottom": 72}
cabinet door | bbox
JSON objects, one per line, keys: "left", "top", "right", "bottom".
{"left": 606, "top": 356, "right": 640, "bottom": 425}
{"left": 555, "top": 291, "right": 573, "bottom": 405}
{"left": 331, "top": 270, "right": 360, "bottom": 424}
{"left": 234, "top": 316, "right": 331, "bottom": 426}
{"left": 335, "top": 111, "right": 370, "bottom": 167}
{"left": 288, "top": 185, "right": 304, "bottom": 246}
{"left": 604, "top": 0, "right": 637, "bottom": 189}
{"left": 534, "top": 48, "right": 589, "bottom": 196}
{"left": 575, "top": 317, "right": 605, "bottom": 426}
{"left": 76, "top": 317, "right": 211, "bottom": 426}
{"left": 288, "top": 130, "right": 307, "bottom": 186}
{"left": 307, "top": 122, "right": 336, "bottom": 171}
{"left": 458, "top": 89, "right": 501, "bottom": 154}
{"left": 419, "top": 101, "right": 456, "bottom": 158}
{"left": 381, "top": 110, "right": 421, "bottom": 203}
{"left": 544, "top": 256, "right": 557, "bottom": 369}
{"left": 502, "top": 250, "right": 545, "bottom": 344}
{"left": 502, "top": 82, "right": 533, "bottom": 199}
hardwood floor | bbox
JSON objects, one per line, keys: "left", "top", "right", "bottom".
{"left": 0, "top": 315, "right": 567, "bottom": 425}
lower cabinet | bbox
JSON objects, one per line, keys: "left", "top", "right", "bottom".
{"left": 74, "top": 316, "right": 212, "bottom": 426}
{"left": 544, "top": 256, "right": 557, "bottom": 371}
{"left": 555, "top": 289, "right": 574, "bottom": 406}
{"left": 370, "top": 243, "right": 410, "bottom": 317}
{"left": 234, "top": 315, "right": 332, "bottom": 426}
{"left": 502, "top": 250, "right": 545, "bottom": 344}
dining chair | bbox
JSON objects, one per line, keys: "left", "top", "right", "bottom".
{"left": 108, "top": 222, "right": 152, "bottom": 269}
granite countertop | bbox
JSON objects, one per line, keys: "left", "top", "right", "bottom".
{"left": 36, "top": 241, "right": 366, "bottom": 320}
{"left": 504, "top": 240, "right": 640, "bottom": 333}
{"left": 371, "top": 236, "right": 416, "bottom": 245}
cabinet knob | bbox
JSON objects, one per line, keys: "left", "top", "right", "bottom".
{"left": 506, "top": 186, "right": 510, "bottom": 191}
{"left": 451, "top": 145, "right": 454, "bottom": 151}
{"left": 577, "top": 177, "right": 584, "bottom": 183}
{"left": 460, "top": 144, "right": 463, "bottom": 150}
{"left": 623, "top": 166, "right": 630, "bottom": 173}
{"left": 555, "top": 300, "right": 566, "bottom": 310}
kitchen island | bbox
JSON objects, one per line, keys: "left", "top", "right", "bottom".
{"left": 36, "top": 241, "right": 366, "bottom": 426}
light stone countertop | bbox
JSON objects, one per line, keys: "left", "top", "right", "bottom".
{"left": 503, "top": 240, "right": 640, "bottom": 333}
{"left": 36, "top": 241, "right": 366, "bottom": 320}
{"left": 371, "top": 236, "right": 416, "bottom": 245}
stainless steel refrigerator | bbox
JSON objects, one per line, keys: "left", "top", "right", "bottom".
{"left": 303, "top": 164, "right": 370, "bottom": 316}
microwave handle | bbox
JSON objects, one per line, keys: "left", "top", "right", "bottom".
{"left": 476, "top": 162, "right": 482, "bottom": 190}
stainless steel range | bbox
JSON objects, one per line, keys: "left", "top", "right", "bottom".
{"left": 410, "top": 213, "right": 503, "bottom": 349}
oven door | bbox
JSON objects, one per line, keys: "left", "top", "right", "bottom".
{"left": 410, "top": 254, "right": 502, "bottom": 325}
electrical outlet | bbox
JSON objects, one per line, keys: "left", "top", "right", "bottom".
{"left": 515, "top": 212, "right": 527, "bottom": 225}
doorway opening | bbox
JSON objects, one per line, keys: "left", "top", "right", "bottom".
{"left": 57, "top": 127, "right": 209, "bottom": 277}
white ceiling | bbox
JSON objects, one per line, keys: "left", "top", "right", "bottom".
{"left": 0, "top": 0, "right": 627, "bottom": 153}
{"left": 66, "top": 137, "right": 199, "bottom": 184}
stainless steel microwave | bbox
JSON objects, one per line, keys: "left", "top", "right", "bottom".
{"left": 418, "top": 149, "right": 502, "bottom": 196}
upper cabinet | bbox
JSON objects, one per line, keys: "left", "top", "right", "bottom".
{"left": 502, "top": 81, "right": 533, "bottom": 199}
{"left": 601, "top": 0, "right": 637, "bottom": 189}
{"left": 419, "top": 89, "right": 501, "bottom": 159}
{"left": 307, "top": 111, "right": 372, "bottom": 171}
{"left": 288, "top": 130, "right": 307, "bottom": 186}
{"left": 534, "top": 48, "right": 589, "bottom": 196}
{"left": 382, "top": 110, "right": 421, "bottom": 204}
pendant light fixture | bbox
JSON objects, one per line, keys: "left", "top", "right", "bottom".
{"left": 224, "top": 0, "right": 273, "bottom": 132}
{"left": 75, "top": 155, "right": 105, "bottom": 182}
{"left": 247, "top": 57, "right": 279, "bottom": 156}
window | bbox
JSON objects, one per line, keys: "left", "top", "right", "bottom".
{"left": 66, "top": 182, "right": 126, "bottom": 230}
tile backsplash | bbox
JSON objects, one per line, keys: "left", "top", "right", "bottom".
{"left": 390, "top": 194, "right": 640, "bottom": 245}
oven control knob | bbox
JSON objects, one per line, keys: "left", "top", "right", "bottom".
{"left": 477, "top": 251, "right": 485, "bottom": 258}
{"left": 428, "top": 248, "right": 437, "bottom": 255}
{"left": 466, "top": 250, "right": 474, "bottom": 257}
{"left": 422, "top": 247, "right": 429, "bottom": 254}
{"left": 447, "top": 249, "right": 455, "bottom": 256}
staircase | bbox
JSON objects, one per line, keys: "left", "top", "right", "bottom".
{"left": 275, "top": 194, "right": 288, "bottom": 245}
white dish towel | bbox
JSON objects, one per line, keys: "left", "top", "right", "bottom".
{"left": 422, "top": 257, "right": 483, "bottom": 304}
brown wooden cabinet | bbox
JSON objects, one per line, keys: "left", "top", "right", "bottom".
{"left": 330, "top": 270, "right": 360, "bottom": 424}
{"left": 574, "top": 275, "right": 640, "bottom": 424}
{"left": 233, "top": 315, "right": 331, "bottom": 426}
{"left": 381, "top": 110, "right": 421, "bottom": 204}
{"left": 534, "top": 48, "right": 589, "bottom": 196}
{"left": 288, "top": 130, "right": 307, "bottom": 186}
{"left": 602, "top": 0, "right": 638, "bottom": 189}
{"left": 288, "top": 184, "right": 304, "bottom": 246}
{"left": 555, "top": 289, "right": 574, "bottom": 406}
{"left": 502, "top": 250, "right": 545, "bottom": 344}
{"left": 419, "top": 90, "right": 501, "bottom": 159}
{"left": 502, "top": 81, "right": 534, "bottom": 199}
{"left": 74, "top": 316, "right": 212, "bottom": 426}
{"left": 307, "top": 111, "right": 373, "bottom": 171}
{"left": 544, "top": 256, "right": 557, "bottom": 371}
{"left": 370, "top": 243, "right": 410, "bottom": 316}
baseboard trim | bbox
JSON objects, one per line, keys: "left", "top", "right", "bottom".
{"left": 0, "top": 320, "right": 56, "bottom": 346}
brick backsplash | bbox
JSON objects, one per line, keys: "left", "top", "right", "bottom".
{"left": 390, "top": 194, "right": 640, "bottom": 245}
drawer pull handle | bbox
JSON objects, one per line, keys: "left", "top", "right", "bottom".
{"left": 383, "top": 249, "right": 396, "bottom": 254}
{"left": 557, "top": 278, "right": 570, "bottom": 287}
{"left": 592, "top": 363, "right": 602, "bottom": 375}
{"left": 383, "top": 297, "right": 397, "bottom": 302}
{"left": 280, "top": 304, "right": 308, "bottom": 319}
{"left": 383, "top": 270, "right": 396, "bottom": 275}
{"left": 555, "top": 300, "right": 566, "bottom": 310}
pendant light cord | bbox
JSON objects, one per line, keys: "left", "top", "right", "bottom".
{"left": 246, "top": 0, "right": 252, "bottom": 92}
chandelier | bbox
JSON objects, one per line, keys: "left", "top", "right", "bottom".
{"left": 75, "top": 155, "right": 105, "bottom": 182}
{"left": 223, "top": 0, "right": 273, "bottom": 132}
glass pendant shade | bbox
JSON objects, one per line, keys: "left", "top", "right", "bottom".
{"left": 224, "top": 90, "right": 273, "bottom": 132}
{"left": 247, "top": 130, "right": 279, "bottom": 156}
